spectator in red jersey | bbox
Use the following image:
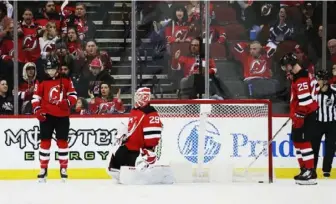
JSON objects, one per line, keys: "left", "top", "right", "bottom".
{"left": 294, "top": 44, "right": 315, "bottom": 76}
{"left": 18, "top": 8, "right": 42, "bottom": 79}
{"left": 71, "top": 97, "right": 89, "bottom": 115}
{"left": 171, "top": 38, "right": 217, "bottom": 98}
{"left": 328, "top": 39, "right": 336, "bottom": 64}
{"left": 164, "top": 5, "right": 191, "bottom": 44}
{"left": 232, "top": 41, "right": 273, "bottom": 81}
{"left": 0, "top": 19, "right": 13, "bottom": 90}
{"left": 66, "top": 27, "right": 83, "bottom": 57}
{"left": 18, "top": 62, "right": 37, "bottom": 114}
{"left": 39, "top": 21, "right": 59, "bottom": 60}
{"left": 89, "top": 84, "right": 125, "bottom": 114}
{"left": 232, "top": 41, "right": 278, "bottom": 98}
{"left": 0, "top": 78, "right": 13, "bottom": 115}
{"left": 61, "top": 2, "right": 96, "bottom": 41}
{"left": 35, "top": 1, "right": 62, "bottom": 33}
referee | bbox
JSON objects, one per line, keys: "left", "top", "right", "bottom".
{"left": 311, "top": 70, "right": 336, "bottom": 178}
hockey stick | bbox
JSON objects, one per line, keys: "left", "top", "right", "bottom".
{"left": 240, "top": 118, "right": 291, "bottom": 178}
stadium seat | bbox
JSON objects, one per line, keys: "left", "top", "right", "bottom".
{"left": 273, "top": 40, "right": 297, "bottom": 62}
{"left": 213, "top": 6, "right": 237, "bottom": 23}
{"left": 245, "top": 78, "right": 280, "bottom": 99}
{"left": 222, "top": 80, "right": 248, "bottom": 99}
{"left": 215, "top": 60, "right": 243, "bottom": 80}
{"left": 223, "top": 23, "right": 248, "bottom": 41}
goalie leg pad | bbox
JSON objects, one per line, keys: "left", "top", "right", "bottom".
{"left": 119, "top": 165, "right": 175, "bottom": 185}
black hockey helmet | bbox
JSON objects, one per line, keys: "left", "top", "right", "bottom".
{"left": 316, "top": 70, "right": 330, "bottom": 81}
{"left": 280, "top": 52, "right": 298, "bottom": 71}
{"left": 44, "top": 56, "right": 59, "bottom": 77}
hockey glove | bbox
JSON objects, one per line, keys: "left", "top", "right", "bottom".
{"left": 57, "top": 99, "right": 70, "bottom": 111}
{"left": 292, "top": 112, "right": 305, "bottom": 129}
{"left": 35, "top": 108, "right": 46, "bottom": 122}
{"left": 141, "top": 148, "right": 157, "bottom": 165}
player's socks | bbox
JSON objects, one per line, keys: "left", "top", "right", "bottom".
{"left": 300, "top": 142, "right": 314, "bottom": 169}
{"left": 57, "top": 139, "right": 69, "bottom": 169}
{"left": 39, "top": 139, "right": 51, "bottom": 169}
{"left": 293, "top": 142, "right": 305, "bottom": 168}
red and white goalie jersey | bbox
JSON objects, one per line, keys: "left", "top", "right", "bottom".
{"left": 125, "top": 105, "right": 163, "bottom": 151}
{"left": 290, "top": 69, "right": 319, "bottom": 119}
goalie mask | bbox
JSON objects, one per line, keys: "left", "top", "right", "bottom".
{"left": 280, "top": 52, "right": 298, "bottom": 74}
{"left": 134, "top": 87, "right": 151, "bottom": 108}
{"left": 44, "top": 57, "right": 59, "bottom": 78}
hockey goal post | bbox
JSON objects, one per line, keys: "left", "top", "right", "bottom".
{"left": 151, "top": 99, "right": 273, "bottom": 183}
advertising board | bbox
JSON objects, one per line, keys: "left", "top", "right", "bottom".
{"left": 0, "top": 117, "right": 334, "bottom": 179}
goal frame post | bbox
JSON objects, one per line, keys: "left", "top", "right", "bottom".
{"left": 151, "top": 99, "right": 273, "bottom": 183}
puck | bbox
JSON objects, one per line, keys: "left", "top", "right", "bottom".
{"left": 258, "top": 181, "right": 264, "bottom": 183}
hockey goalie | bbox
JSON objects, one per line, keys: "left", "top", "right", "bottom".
{"left": 107, "top": 87, "right": 174, "bottom": 185}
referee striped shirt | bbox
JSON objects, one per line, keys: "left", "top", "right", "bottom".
{"left": 317, "top": 84, "right": 336, "bottom": 122}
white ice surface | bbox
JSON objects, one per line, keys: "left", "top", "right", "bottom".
{"left": 0, "top": 179, "right": 333, "bottom": 204}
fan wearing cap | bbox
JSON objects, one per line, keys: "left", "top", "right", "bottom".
{"left": 87, "top": 57, "right": 114, "bottom": 98}
{"left": 280, "top": 52, "right": 319, "bottom": 185}
{"left": 31, "top": 56, "right": 77, "bottom": 182}
{"left": 107, "top": 87, "right": 173, "bottom": 184}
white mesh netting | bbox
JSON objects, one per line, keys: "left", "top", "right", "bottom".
{"left": 151, "top": 100, "right": 272, "bottom": 183}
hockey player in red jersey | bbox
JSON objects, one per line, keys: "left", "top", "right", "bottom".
{"left": 107, "top": 88, "right": 173, "bottom": 184}
{"left": 280, "top": 53, "right": 319, "bottom": 185}
{"left": 31, "top": 56, "right": 77, "bottom": 182}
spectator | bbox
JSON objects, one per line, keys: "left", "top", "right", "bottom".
{"left": 53, "top": 40, "right": 75, "bottom": 78}
{"left": 328, "top": 39, "right": 336, "bottom": 64}
{"left": 76, "top": 57, "right": 114, "bottom": 98}
{"left": 294, "top": 44, "right": 315, "bottom": 75}
{"left": 71, "top": 97, "right": 89, "bottom": 115}
{"left": 89, "top": 84, "right": 125, "bottom": 114}
{"left": 0, "top": 78, "right": 13, "bottom": 115}
{"left": 60, "top": 64, "right": 71, "bottom": 77}
{"left": 66, "top": 27, "right": 82, "bottom": 57}
{"left": 76, "top": 40, "right": 112, "bottom": 77}
{"left": 18, "top": 62, "right": 37, "bottom": 114}
{"left": 232, "top": 41, "right": 278, "bottom": 98}
{"left": 0, "top": 2, "right": 12, "bottom": 42}
{"left": 35, "top": 1, "right": 62, "bottom": 32}
{"left": 171, "top": 38, "right": 217, "bottom": 98}
{"left": 0, "top": 19, "right": 13, "bottom": 90}
{"left": 330, "top": 64, "right": 336, "bottom": 84}
{"left": 267, "top": 7, "right": 294, "bottom": 51}
{"left": 307, "top": 25, "right": 322, "bottom": 63}
{"left": 39, "top": 21, "right": 59, "bottom": 60}
{"left": 18, "top": 8, "right": 42, "bottom": 79}
{"left": 62, "top": 2, "right": 96, "bottom": 41}
{"left": 164, "top": 5, "right": 190, "bottom": 44}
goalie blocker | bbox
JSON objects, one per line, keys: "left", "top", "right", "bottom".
{"left": 108, "top": 87, "right": 174, "bottom": 184}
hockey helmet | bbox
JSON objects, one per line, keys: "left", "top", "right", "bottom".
{"left": 44, "top": 56, "right": 59, "bottom": 77}
{"left": 280, "top": 52, "right": 298, "bottom": 71}
{"left": 134, "top": 87, "right": 151, "bottom": 108}
{"left": 316, "top": 70, "right": 330, "bottom": 81}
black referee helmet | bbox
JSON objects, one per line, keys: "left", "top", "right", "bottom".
{"left": 316, "top": 70, "right": 330, "bottom": 81}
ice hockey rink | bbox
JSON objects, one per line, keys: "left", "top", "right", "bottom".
{"left": 0, "top": 179, "right": 333, "bottom": 204}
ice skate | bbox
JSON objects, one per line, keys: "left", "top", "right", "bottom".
{"left": 37, "top": 168, "right": 48, "bottom": 183}
{"left": 60, "top": 168, "right": 68, "bottom": 182}
{"left": 296, "top": 169, "right": 317, "bottom": 185}
{"left": 323, "top": 172, "right": 330, "bottom": 178}
{"left": 294, "top": 168, "right": 305, "bottom": 183}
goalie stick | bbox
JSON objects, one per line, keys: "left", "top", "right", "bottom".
{"left": 243, "top": 118, "right": 290, "bottom": 174}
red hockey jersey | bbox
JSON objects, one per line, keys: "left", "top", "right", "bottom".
{"left": 290, "top": 69, "right": 319, "bottom": 120}
{"left": 232, "top": 42, "right": 273, "bottom": 80}
{"left": 31, "top": 76, "right": 77, "bottom": 117}
{"left": 125, "top": 105, "right": 163, "bottom": 151}
{"left": 171, "top": 55, "right": 216, "bottom": 77}
{"left": 165, "top": 22, "right": 191, "bottom": 44}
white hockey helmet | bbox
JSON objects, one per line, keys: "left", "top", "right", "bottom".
{"left": 134, "top": 87, "right": 151, "bottom": 108}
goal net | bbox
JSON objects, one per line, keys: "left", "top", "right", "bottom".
{"left": 151, "top": 99, "right": 273, "bottom": 183}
